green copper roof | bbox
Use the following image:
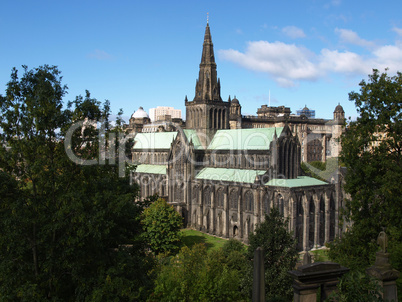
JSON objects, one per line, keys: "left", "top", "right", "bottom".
{"left": 207, "top": 127, "right": 284, "bottom": 150}
{"left": 265, "top": 176, "right": 328, "bottom": 187}
{"left": 133, "top": 132, "right": 177, "bottom": 150}
{"left": 195, "top": 167, "right": 266, "bottom": 183}
{"left": 135, "top": 164, "right": 167, "bottom": 175}
{"left": 183, "top": 129, "right": 204, "bottom": 150}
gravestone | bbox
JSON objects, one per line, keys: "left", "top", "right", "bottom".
{"left": 289, "top": 261, "right": 349, "bottom": 302}
{"left": 367, "top": 231, "right": 400, "bottom": 301}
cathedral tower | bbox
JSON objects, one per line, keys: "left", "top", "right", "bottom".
{"left": 185, "top": 21, "right": 230, "bottom": 147}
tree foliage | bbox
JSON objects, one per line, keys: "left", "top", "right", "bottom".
{"left": 326, "top": 271, "right": 383, "bottom": 302}
{"left": 341, "top": 69, "right": 402, "bottom": 234}
{"left": 326, "top": 227, "right": 378, "bottom": 271}
{"left": 246, "top": 208, "right": 298, "bottom": 301}
{"left": 150, "top": 242, "right": 247, "bottom": 302}
{"left": 327, "top": 69, "right": 402, "bottom": 300}
{"left": 141, "top": 198, "right": 183, "bottom": 255}
{"left": 328, "top": 69, "right": 402, "bottom": 268}
{"left": 0, "top": 65, "right": 154, "bottom": 300}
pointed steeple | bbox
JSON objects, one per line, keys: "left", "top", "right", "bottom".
{"left": 185, "top": 20, "right": 230, "bottom": 148}
{"left": 193, "top": 21, "right": 222, "bottom": 102}
{"left": 200, "top": 22, "right": 215, "bottom": 65}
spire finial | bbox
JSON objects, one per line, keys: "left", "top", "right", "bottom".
{"left": 207, "top": 12, "right": 209, "bottom": 24}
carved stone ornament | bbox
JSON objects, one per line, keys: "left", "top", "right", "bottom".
{"left": 377, "top": 231, "right": 388, "bottom": 253}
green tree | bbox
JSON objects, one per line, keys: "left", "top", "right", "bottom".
{"left": 0, "top": 65, "right": 154, "bottom": 300}
{"left": 246, "top": 208, "right": 298, "bottom": 301}
{"left": 327, "top": 70, "right": 402, "bottom": 271}
{"left": 150, "top": 243, "right": 247, "bottom": 302}
{"left": 343, "top": 69, "right": 401, "bottom": 235}
{"left": 326, "top": 271, "right": 383, "bottom": 302}
{"left": 327, "top": 69, "right": 402, "bottom": 301}
{"left": 150, "top": 244, "right": 207, "bottom": 301}
{"left": 141, "top": 198, "right": 183, "bottom": 255}
{"left": 198, "top": 248, "right": 246, "bottom": 302}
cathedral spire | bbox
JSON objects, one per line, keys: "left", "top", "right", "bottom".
{"left": 200, "top": 22, "right": 215, "bottom": 65}
{"left": 185, "top": 21, "right": 230, "bottom": 148}
{"left": 193, "top": 21, "right": 221, "bottom": 102}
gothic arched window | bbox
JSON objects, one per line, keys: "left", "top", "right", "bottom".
{"left": 204, "top": 186, "right": 211, "bottom": 207}
{"left": 277, "top": 194, "right": 284, "bottom": 216}
{"left": 192, "top": 186, "right": 199, "bottom": 203}
{"left": 217, "top": 188, "right": 224, "bottom": 208}
{"left": 229, "top": 189, "right": 238, "bottom": 210}
{"left": 263, "top": 193, "right": 269, "bottom": 214}
{"left": 175, "top": 184, "right": 183, "bottom": 202}
{"left": 245, "top": 190, "right": 254, "bottom": 212}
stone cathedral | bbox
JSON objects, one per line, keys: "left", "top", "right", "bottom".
{"left": 131, "top": 22, "right": 340, "bottom": 251}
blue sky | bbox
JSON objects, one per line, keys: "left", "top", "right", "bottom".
{"left": 1, "top": 0, "right": 401, "bottom": 121}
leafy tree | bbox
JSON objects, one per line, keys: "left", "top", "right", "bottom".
{"left": 326, "top": 226, "right": 377, "bottom": 271}
{"left": 150, "top": 244, "right": 207, "bottom": 301}
{"left": 326, "top": 271, "right": 383, "bottom": 302}
{"left": 342, "top": 69, "right": 401, "bottom": 236}
{"left": 0, "top": 65, "right": 154, "bottom": 300}
{"left": 245, "top": 208, "right": 298, "bottom": 301}
{"left": 328, "top": 69, "right": 402, "bottom": 264}
{"left": 150, "top": 243, "right": 247, "bottom": 302}
{"left": 327, "top": 69, "right": 402, "bottom": 300}
{"left": 221, "top": 238, "right": 248, "bottom": 272}
{"left": 198, "top": 248, "right": 246, "bottom": 302}
{"left": 141, "top": 198, "right": 183, "bottom": 255}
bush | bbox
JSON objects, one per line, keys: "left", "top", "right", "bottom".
{"left": 142, "top": 198, "right": 183, "bottom": 255}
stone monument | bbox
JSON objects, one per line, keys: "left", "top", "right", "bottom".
{"left": 367, "top": 231, "right": 400, "bottom": 302}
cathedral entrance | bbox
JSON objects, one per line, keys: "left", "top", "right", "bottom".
{"left": 233, "top": 225, "right": 238, "bottom": 238}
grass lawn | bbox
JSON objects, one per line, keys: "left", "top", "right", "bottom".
{"left": 310, "top": 248, "right": 330, "bottom": 262}
{"left": 181, "top": 229, "right": 229, "bottom": 252}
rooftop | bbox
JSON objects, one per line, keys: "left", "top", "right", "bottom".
{"left": 207, "top": 127, "right": 284, "bottom": 150}
{"left": 132, "top": 132, "right": 177, "bottom": 149}
{"left": 183, "top": 129, "right": 204, "bottom": 150}
{"left": 195, "top": 167, "right": 266, "bottom": 183}
{"left": 132, "top": 106, "right": 149, "bottom": 119}
{"left": 134, "top": 164, "right": 167, "bottom": 175}
{"left": 266, "top": 176, "right": 328, "bottom": 188}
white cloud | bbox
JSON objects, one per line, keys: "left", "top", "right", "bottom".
{"left": 218, "top": 28, "right": 402, "bottom": 87}
{"left": 319, "top": 49, "right": 369, "bottom": 74}
{"left": 88, "top": 49, "right": 113, "bottom": 60}
{"left": 282, "top": 26, "right": 306, "bottom": 39}
{"left": 219, "top": 41, "right": 320, "bottom": 87}
{"left": 335, "top": 28, "right": 376, "bottom": 49}
{"left": 372, "top": 43, "right": 402, "bottom": 69}
{"left": 392, "top": 27, "right": 402, "bottom": 36}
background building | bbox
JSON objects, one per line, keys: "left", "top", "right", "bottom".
{"left": 126, "top": 106, "right": 184, "bottom": 133}
{"left": 149, "top": 106, "right": 182, "bottom": 122}
{"left": 228, "top": 102, "right": 345, "bottom": 163}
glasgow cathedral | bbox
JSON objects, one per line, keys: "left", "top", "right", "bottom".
{"left": 130, "top": 22, "right": 344, "bottom": 251}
